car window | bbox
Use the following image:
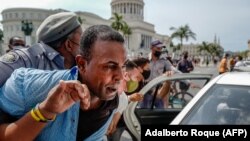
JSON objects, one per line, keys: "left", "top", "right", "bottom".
{"left": 181, "top": 84, "right": 250, "bottom": 124}
{"left": 136, "top": 78, "right": 208, "bottom": 109}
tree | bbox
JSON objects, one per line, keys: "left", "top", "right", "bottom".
{"left": 170, "top": 24, "right": 196, "bottom": 51}
{"left": 78, "top": 16, "right": 83, "bottom": 24}
{"left": 111, "top": 13, "right": 132, "bottom": 49}
{"left": 197, "top": 41, "right": 211, "bottom": 65}
{"left": 122, "top": 22, "right": 132, "bottom": 49}
{"left": 198, "top": 41, "right": 223, "bottom": 65}
{"left": 111, "top": 13, "right": 125, "bottom": 32}
{"left": 209, "top": 43, "right": 223, "bottom": 57}
{"left": 197, "top": 41, "right": 210, "bottom": 54}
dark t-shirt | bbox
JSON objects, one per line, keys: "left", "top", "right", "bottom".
{"left": 177, "top": 59, "right": 194, "bottom": 73}
{"left": 76, "top": 95, "right": 118, "bottom": 141}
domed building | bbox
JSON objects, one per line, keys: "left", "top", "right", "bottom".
{"left": 1, "top": 0, "right": 170, "bottom": 57}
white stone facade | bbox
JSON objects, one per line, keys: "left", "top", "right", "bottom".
{"left": 1, "top": 0, "right": 170, "bottom": 57}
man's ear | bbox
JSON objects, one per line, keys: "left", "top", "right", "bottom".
{"left": 65, "top": 39, "right": 73, "bottom": 52}
{"left": 76, "top": 55, "right": 86, "bottom": 71}
{"left": 123, "top": 72, "right": 130, "bottom": 81}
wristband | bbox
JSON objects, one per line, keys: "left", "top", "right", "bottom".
{"left": 30, "top": 103, "right": 56, "bottom": 122}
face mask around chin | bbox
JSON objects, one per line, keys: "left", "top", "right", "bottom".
{"left": 126, "top": 79, "right": 139, "bottom": 93}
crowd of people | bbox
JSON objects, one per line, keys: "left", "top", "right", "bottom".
{"left": 0, "top": 11, "right": 201, "bottom": 141}
{"left": 218, "top": 53, "right": 247, "bottom": 74}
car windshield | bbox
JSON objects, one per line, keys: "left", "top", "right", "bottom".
{"left": 181, "top": 84, "right": 250, "bottom": 124}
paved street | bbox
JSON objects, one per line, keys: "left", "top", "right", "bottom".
{"left": 192, "top": 64, "right": 219, "bottom": 79}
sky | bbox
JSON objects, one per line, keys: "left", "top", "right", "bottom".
{"left": 0, "top": 0, "right": 249, "bottom": 52}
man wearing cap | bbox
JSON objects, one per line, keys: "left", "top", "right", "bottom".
{"left": 140, "top": 40, "right": 179, "bottom": 108}
{"left": 0, "top": 12, "right": 82, "bottom": 87}
{"left": 147, "top": 40, "right": 174, "bottom": 81}
{"left": 0, "top": 25, "right": 126, "bottom": 141}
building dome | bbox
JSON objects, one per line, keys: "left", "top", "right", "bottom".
{"left": 111, "top": 0, "right": 144, "bottom": 21}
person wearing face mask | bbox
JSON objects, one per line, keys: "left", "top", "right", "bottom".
{"left": 132, "top": 57, "right": 151, "bottom": 91}
{"left": 139, "top": 40, "right": 178, "bottom": 109}
{"left": 177, "top": 51, "right": 194, "bottom": 73}
{"left": 106, "top": 60, "right": 143, "bottom": 141}
{"left": 147, "top": 40, "right": 177, "bottom": 81}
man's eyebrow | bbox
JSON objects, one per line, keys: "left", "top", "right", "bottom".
{"left": 106, "top": 61, "right": 119, "bottom": 66}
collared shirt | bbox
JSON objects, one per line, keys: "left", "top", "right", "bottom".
{"left": 147, "top": 58, "right": 172, "bottom": 81}
{"left": 0, "top": 42, "right": 64, "bottom": 87}
{"left": 0, "top": 67, "right": 115, "bottom": 141}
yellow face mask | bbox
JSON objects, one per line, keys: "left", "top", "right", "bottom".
{"left": 126, "top": 79, "right": 139, "bottom": 93}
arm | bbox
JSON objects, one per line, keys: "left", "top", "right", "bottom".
{"left": 0, "top": 51, "right": 28, "bottom": 87}
{"left": 0, "top": 80, "right": 90, "bottom": 141}
{"left": 188, "top": 60, "right": 194, "bottom": 72}
{"left": 128, "top": 93, "right": 143, "bottom": 102}
{"left": 106, "top": 112, "right": 122, "bottom": 136}
{"left": 106, "top": 92, "right": 128, "bottom": 135}
{"left": 157, "top": 81, "right": 171, "bottom": 99}
{"left": 156, "top": 81, "right": 171, "bottom": 108}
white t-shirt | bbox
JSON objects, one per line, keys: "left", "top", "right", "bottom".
{"left": 116, "top": 92, "right": 129, "bottom": 114}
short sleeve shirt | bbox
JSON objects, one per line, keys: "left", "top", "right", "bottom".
{"left": 0, "top": 67, "right": 117, "bottom": 141}
{"left": 0, "top": 42, "right": 64, "bottom": 87}
{"left": 147, "top": 59, "right": 172, "bottom": 81}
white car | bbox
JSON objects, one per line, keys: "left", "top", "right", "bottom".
{"left": 171, "top": 72, "right": 250, "bottom": 125}
{"left": 124, "top": 72, "right": 250, "bottom": 140}
{"left": 243, "top": 61, "right": 250, "bottom": 67}
{"left": 123, "top": 73, "right": 212, "bottom": 140}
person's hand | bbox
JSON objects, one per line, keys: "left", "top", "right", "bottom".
{"left": 39, "top": 80, "right": 90, "bottom": 119}
{"left": 106, "top": 113, "right": 121, "bottom": 136}
{"left": 190, "top": 83, "right": 201, "bottom": 89}
{"left": 128, "top": 93, "right": 143, "bottom": 102}
{"left": 163, "top": 70, "right": 174, "bottom": 77}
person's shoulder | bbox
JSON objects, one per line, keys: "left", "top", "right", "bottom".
{"left": 0, "top": 51, "right": 19, "bottom": 64}
{"left": 0, "top": 43, "right": 46, "bottom": 64}
{"left": 13, "top": 67, "right": 69, "bottom": 77}
{"left": 158, "top": 58, "right": 170, "bottom": 63}
{"left": 26, "top": 43, "right": 47, "bottom": 56}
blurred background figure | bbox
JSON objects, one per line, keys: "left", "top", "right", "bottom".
{"left": 177, "top": 51, "right": 194, "bottom": 73}
{"left": 229, "top": 55, "right": 236, "bottom": 71}
{"left": 218, "top": 53, "right": 229, "bottom": 74}
{"left": 234, "top": 55, "right": 246, "bottom": 68}
{"left": 6, "top": 36, "right": 26, "bottom": 52}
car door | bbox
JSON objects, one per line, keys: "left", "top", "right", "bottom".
{"left": 123, "top": 73, "right": 212, "bottom": 140}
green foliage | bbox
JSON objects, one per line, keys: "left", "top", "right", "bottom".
{"left": 111, "top": 13, "right": 125, "bottom": 32}
{"left": 198, "top": 41, "right": 223, "bottom": 57}
{"left": 122, "top": 22, "right": 132, "bottom": 36}
{"left": 111, "top": 13, "right": 132, "bottom": 49}
{"left": 170, "top": 24, "right": 196, "bottom": 52}
{"left": 78, "top": 16, "right": 83, "bottom": 24}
